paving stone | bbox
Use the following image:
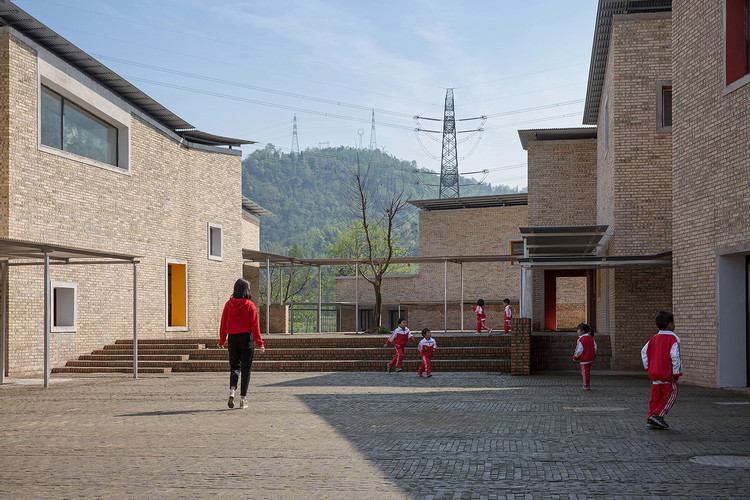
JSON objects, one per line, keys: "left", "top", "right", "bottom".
{"left": 0, "top": 371, "right": 749, "bottom": 498}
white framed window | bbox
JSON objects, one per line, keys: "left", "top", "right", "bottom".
{"left": 208, "top": 223, "right": 223, "bottom": 261}
{"left": 38, "top": 59, "right": 131, "bottom": 173}
{"left": 51, "top": 281, "right": 77, "bottom": 333}
{"left": 166, "top": 259, "right": 188, "bottom": 331}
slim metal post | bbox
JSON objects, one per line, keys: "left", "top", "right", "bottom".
{"left": 289, "top": 267, "right": 294, "bottom": 335}
{"left": 460, "top": 262, "right": 464, "bottom": 332}
{"left": 43, "top": 253, "right": 50, "bottom": 388}
{"left": 355, "top": 261, "right": 359, "bottom": 333}
{"left": 266, "top": 258, "right": 271, "bottom": 335}
{"left": 444, "top": 259, "right": 448, "bottom": 333}
{"left": 317, "top": 266, "right": 322, "bottom": 333}
{"left": 133, "top": 261, "right": 138, "bottom": 379}
{"left": 1, "top": 261, "right": 7, "bottom": 384}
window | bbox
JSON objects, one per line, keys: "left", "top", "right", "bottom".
{"left": 51, "top": 282, "right": 77, "bottom": 332}
{"left": 208, "top": 223, "right": 223, "bottom": 260}
{"left": 508, "top": 240, "right": 524, "bottom": 256}
{"left": 603, "top": 96, "right": 609, "bottom": 156}
{"left": 725, "top": 0, "right": 750, "bottom": 88}
{"left": 166, "top": 260, "right": 188, "bottom": 329}
{"left": 41, "top": 86, "right": 119, "bottom": 167}
{"left": 656, "top": 81, "right": 672, "bottom": 131}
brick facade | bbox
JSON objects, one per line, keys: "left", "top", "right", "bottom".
{"left": 672, "top": 1, "right": 750, "bottom": 386}
{"left": 0, "top": 27, "right": 250, "bottom": 376}
{"left": 335, "top": 201, "right": 528, "bottom": 331}
{"left": 597, "top": 13, "right": 673, "bottom": 370}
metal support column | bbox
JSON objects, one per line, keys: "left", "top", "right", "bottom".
{"left": 43, "top": 253, "right": 50, "bottom": 388}
{"left": 444, "top": 259, "right": 448, "bottom": 333}
{"left": 289, "top": 267, "right": 294, "bottom": 335}
{"left": 355, "top": 261, "right": 359, "bottom": 333}
{"left": 0, "top": 261, "right": 7, "bottom": 384}
{"left": 266, "top": 258, "right": 271, "bottom": 335}
{"left": 317, "top": 266, "right": 322, "bottom": 333}
{"left": 460, "top": 262, "right": 464, "bottom": 332}
{"left": 133, "top": 261, "right": 138, "bottom": 379}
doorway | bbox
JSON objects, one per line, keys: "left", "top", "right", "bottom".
{"left": 544, "top": 269, "right": 596, "bottom": 331}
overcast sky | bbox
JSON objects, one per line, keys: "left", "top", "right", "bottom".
{"left": 17, "top": 0, "right": 599, "bottom": 190}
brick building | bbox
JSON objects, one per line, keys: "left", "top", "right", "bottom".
{"left": 0, "top": 3, "right": 264, "bottom": 377}
{"left": 335, "top": 194, "right": 528, "bottom": 332}
{"left": 671, "top": 0, "right": 750, "bottom": 387}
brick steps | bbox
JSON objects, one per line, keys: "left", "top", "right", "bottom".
{"left": 54, "top": 335, "right": 510, "bottom": 374}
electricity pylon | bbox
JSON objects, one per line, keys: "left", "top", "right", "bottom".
{"left": 291, "top": 114, "right": 300, "bottom": 155}
{"left": 369, "top": 109, "right": 377, "bottom": 150}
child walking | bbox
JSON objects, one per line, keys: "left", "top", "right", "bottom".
{"left": 641, "top": 310, "right": 682, "bottom": 429}
{"left": 417, "top": 328, "right": 437, "bottom": 377}
{"left": 503, "top": 298, "right": 512, "bottom": 334}
{"left": 573, "top": 322, "right": 597, "bottom": 390}
{"left": 384, "top": 318, "right": 413, "bottom": 372}
{"left": 472, "top": 299, "right": 492, "bottom": 334}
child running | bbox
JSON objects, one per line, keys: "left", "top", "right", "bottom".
{"left": 384, "top": 317, "right": 413, "bottom": 372}
{"left": 641, "top": 310, "right": 682, "bottom": 429}
{"left": 472, "top": 299, "right": 492, "bottom": 335}
{"left": 572, "top": 322, "right": 597, "bottom": 390}
{"left": 417, "top": 328, "right": 437, "bottom": 378}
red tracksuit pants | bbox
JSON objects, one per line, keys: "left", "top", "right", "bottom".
{"left": 504, "top": 319, "right": 511, "bottom": 334}
{"left": 579, "top": 362, "right": 592, "bottom": 388}
{"left": 476, "top": 318, "right": 489, "bottom": 332}
{"left": 389, "top": 345, "right": 405, "bottom": 368}
{"left": 418, "top": 353, "right": 433, "bottom": 376}
{"left": 648, "top": 381, "right": 678, "bottom": 418}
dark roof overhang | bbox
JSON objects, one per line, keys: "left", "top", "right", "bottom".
{"left": 518, "top": 127, "right": 597, "bottom": 150}
{"left": 408, "top": 193, "right": 528, "bottom": 211}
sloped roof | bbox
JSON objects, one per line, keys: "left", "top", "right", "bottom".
{"left": 408, "top": 193, "right": 528, "bottom": 211}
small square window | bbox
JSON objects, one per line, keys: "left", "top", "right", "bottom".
{"left": 208, "top": 223, "right": 222, "bottom": 260}
{"left": 51, "top": 282, "right": 77, "bottom": 332}
{"left": 508, "top": 240, "right": 524, "bottom": 256}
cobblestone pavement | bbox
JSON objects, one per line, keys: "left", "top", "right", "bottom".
{"left": 1, "top": 371, "right": 750, "bottom": 499}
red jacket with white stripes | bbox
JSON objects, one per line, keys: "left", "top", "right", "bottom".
{"left": 386, "top": 327, "right": 413, "bottom": 346}
{"left": 418, "top": 338, "right": 437, "bottom": 356}
{"left": 641, "top": 331, "right": 682, "bottom": 383}
{"left": 573, "top": 333, "right": 597, "bottom": 363}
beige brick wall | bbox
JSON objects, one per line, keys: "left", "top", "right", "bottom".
{"left": 3, "top": 30, "right": 246, "bottom": 376}
{"left": 0, "top": 31, "right": 9, "bottom": 237}
{"left": 672, "top": 1, "right": 750, "bottom": 386}
{"left": 525, "top": 138, "right": 597, "bottom": 331}
{"left": 335, "top": 204, "right": 527, "bottom": 309}
{"left": 594, "top": 13, "right": 673, "bottom": 370}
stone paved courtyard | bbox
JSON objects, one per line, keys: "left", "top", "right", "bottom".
{"left": 1, "top": 371, "right": 749, "bottom": 499}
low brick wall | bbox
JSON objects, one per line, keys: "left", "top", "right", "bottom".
{"left": 258, "top": 304, "right": 288, "bottom": 333}
{"left": 511, "top": 317, "right": 531, "bottom": 375}
{"left": 531, "top": 332, "right": 611, "bottom": 371}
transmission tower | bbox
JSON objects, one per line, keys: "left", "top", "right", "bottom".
{"left": 369, "top": 109, "right": 377, "bottom": 150}
{"left": 357, "top": 129, "right": 365, "bottom": 149}
{"left": 439, "top": 89, "right": 459, "bottom": 198}
{"left": 290, "top": 114, "right": 300, "bottom": 155}
{"left": 413, "top": 89, "right": 486, "bottom": 199}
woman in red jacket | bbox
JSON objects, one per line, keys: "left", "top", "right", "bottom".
{"left": 219, "top": 278, "right": 265, "bottom": 409}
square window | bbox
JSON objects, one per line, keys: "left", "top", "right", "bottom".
{"left": 51, "top": 282, "right": 77, "bottom": 332}
{"left": 208, "top": 223, "right": 223, "bottom": 260}
{"left": 508, "top": 240, "right": 524, "bottom": 256}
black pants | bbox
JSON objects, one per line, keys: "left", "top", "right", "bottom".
{"left": 227, "top": 333, "right": 255, "bottom": 397}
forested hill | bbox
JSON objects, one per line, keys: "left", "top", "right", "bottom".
{"left": 242, "top": 145, "right": 524, "bottom": 257}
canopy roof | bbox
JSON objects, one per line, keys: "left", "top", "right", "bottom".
{"left": 409, "top": 193, "right": 527, "bottom": 211}
{"left": 0, "top": 237, "right": 140, "bottom": 263}
{"left": 242, "top": 249, "right": 517, "bottom": 267}
{"left": 519, "top": 225, "right": 608, "bottom": 257}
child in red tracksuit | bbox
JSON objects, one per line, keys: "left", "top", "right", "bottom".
{"left": 472, "top": 299, "right": 492, "bottom": 334}
{"left": 641, "top": 310, "right": 682, "bottom": 429}
{"left": 417, "top": 328, "right": 437, "bottom": 377}
{"left": 503, "top": 298, "right": 512, "bottom": 334}
{"left": 384, "top": 318, "right": 413, "bottom": 372}
{"left": 573, "top": 322, "right": 597, "bottom": 390}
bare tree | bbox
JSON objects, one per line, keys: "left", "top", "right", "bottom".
{"left": 330, "top": 152, "right": 410, "bottom": 329}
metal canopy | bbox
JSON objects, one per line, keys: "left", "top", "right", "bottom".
{"left": 177, "top": 130, "right": 256, "bottom": 148}
{"left": 242, "top": 249, "right": 518, "bottom": 266}
{"left": 518, "top": 127, "right": 597, "bottom": 151}
{"left": 519, "top": 225, "right": 608, "bottom": 257}
{"left": 409, "top": 193, "right": 528, "bottom": 212}
{"left": 241, "top": 198, "right": 274, "bottom": 219}
{"left": 0, "top": 237, "right": 141, "bottom": 388}
{"left": 0, "top": 237, "right": 141, "bottom": 263}
{"left": 583, "top": 0, "right": 672, "bottom": 124}
{"left": 518, "top": 252, "right": 672, "bottom": 269}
